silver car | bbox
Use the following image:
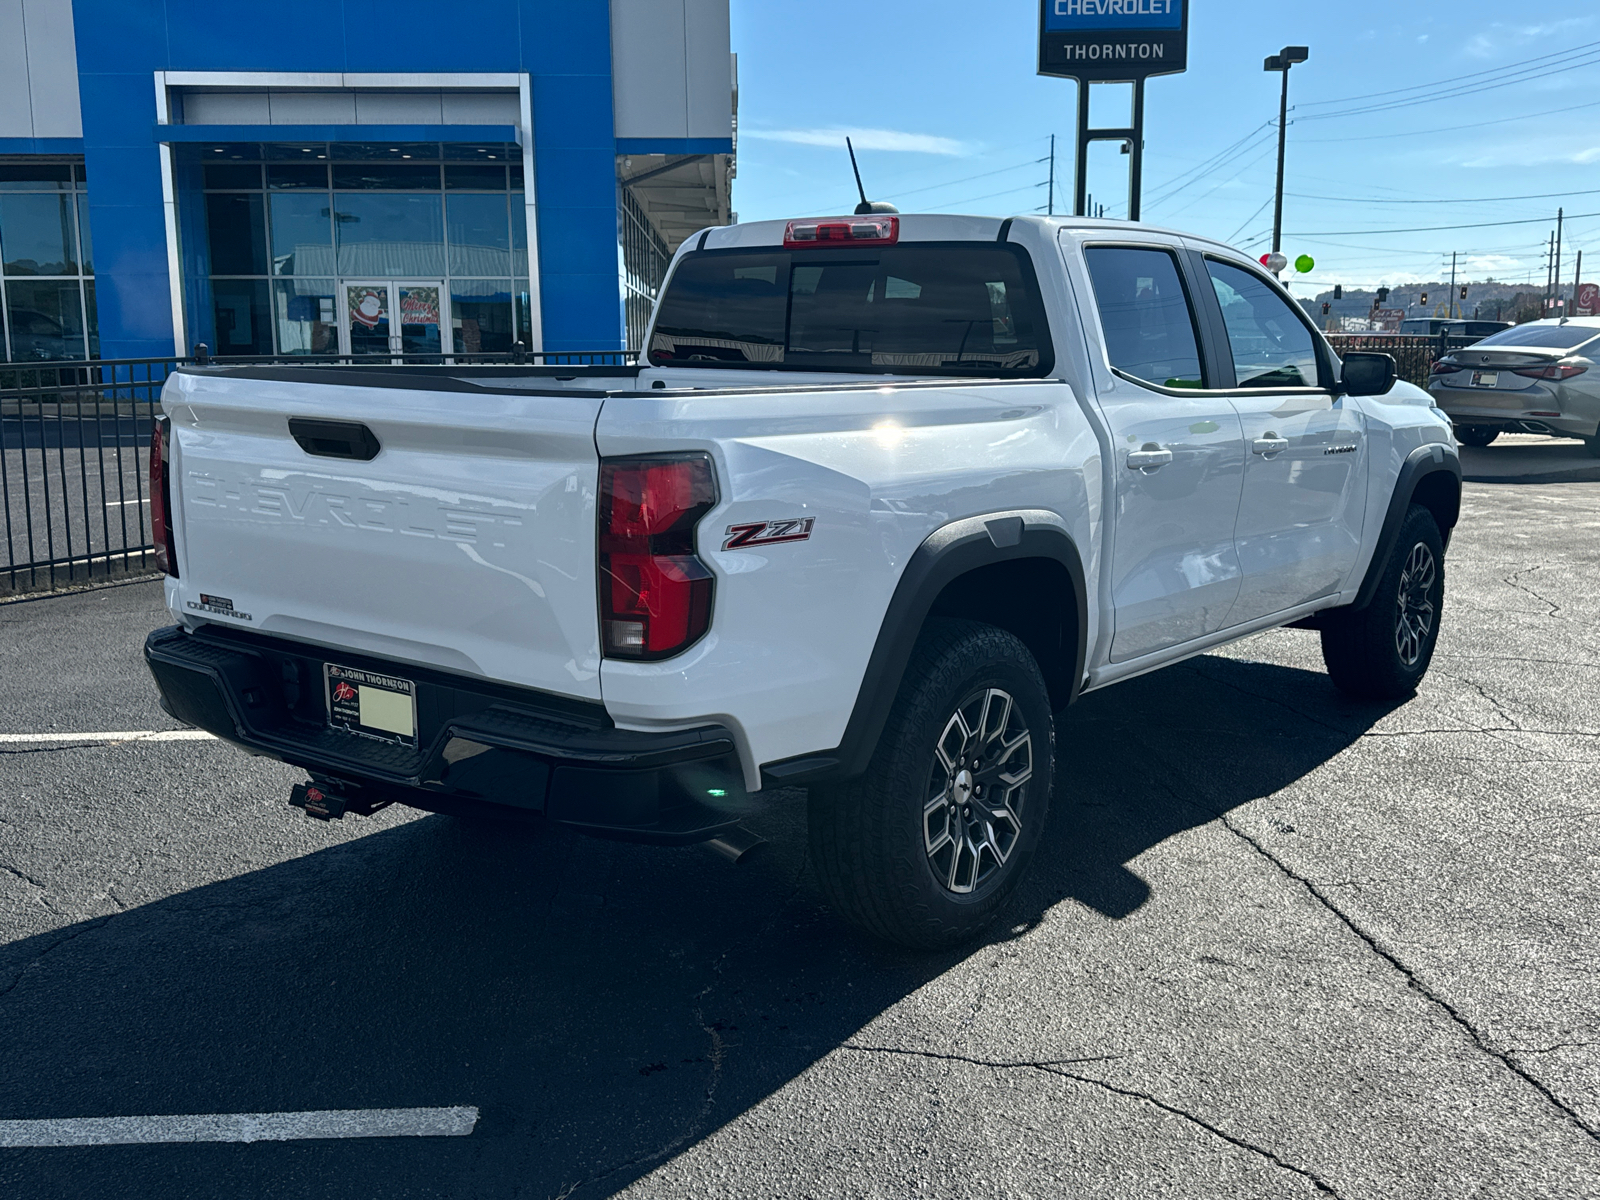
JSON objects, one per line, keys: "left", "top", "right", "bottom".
{"left": 1429, "top": 317, "right": 1600, "bottom": 455}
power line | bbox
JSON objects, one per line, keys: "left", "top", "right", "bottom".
{"left": 1284, "top": 187, "right": 1600, "bottom": 207}
{"left": 1291, "top": 210, "right": 1600, "bottom": 237}
{"left": 1298, "top": 50, "right": 1600, "bottom": 122}
{"left": 1299, "top": 97, "right": 1600, "bottom": 143}
{"left": 1295, "top": 38, "right": 1600, "bottom": 109}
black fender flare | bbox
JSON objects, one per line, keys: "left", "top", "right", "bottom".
{"left": 1353, "top": 441, "right": 1462, "bottom": 611}
{"left": 761, "top": 510, "right": 1088, "bottom": 787}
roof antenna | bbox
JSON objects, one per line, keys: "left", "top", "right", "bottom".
{"left": 847, "top": 137, "right": 898, "bottom": 215}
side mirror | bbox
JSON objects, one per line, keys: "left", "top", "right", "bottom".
{"left": 1340, "top": 351, "right": 1396, "bottom": 396}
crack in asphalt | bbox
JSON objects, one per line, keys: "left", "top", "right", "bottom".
{"left": 1508, "top": 1043, "right": 1596, "bottom": 1056}
{"left": 0, "top": 916, "right": 112, "bottom": 1002}
{"left": 0, "top": 861, "right": 48, "bottom": 892}
{"left": 1503, "top": 566, "right": 1564, "bottom": 619}
{"left": 841, "top": 1044, "right": 1342, "bottom": 1197}
{"left": 543, "top": 845, "right": 810, "bottom": 1200}
{"left": 1201, "top": 807, "right": 1600, "bottom": 1147}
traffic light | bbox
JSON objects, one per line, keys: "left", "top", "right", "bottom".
{"left": 1376, "top": 287, "right": 1390, "bottom": 304}
{"left": 1333, "top": 285, "right": 1343, "bottom": 300}
{"left": 1322, "top": 302, "right": 1331, "bottom": 315}
{"left": 1420, "top": 292, "right": 1428, "bottom": 306}
{"left": 1460, "top": 285, "right": 1468, "bottom": 300}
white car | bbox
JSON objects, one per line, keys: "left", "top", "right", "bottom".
{"left": 1429, "top": 317, "right": 1600, "bottom": 453}
{"left": 144, "top": 213, "right": 1461, "bottom": 948}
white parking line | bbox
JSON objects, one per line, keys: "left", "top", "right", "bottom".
{"left": 104, "top": 498, "right": 149, "bottom": 506}
{"left": 0, "top": 730, "right": 216, "bottom": 745}
{"left": 0, "top": 1106, "right": 479, "bottom": 1147}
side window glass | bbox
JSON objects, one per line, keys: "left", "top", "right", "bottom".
{"left": 1205, "top": 259, "right": 1320, "bottom": 388}
{"left": 1083, "top": 246, "right": 1205, "bottom": 389}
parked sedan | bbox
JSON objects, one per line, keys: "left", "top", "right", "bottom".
{"left": 1429, "top": 318, "right": 1600, "bottom": 453}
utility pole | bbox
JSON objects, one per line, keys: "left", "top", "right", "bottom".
{"left": 1264, "top": 46, "right": 1310, "bottom": 255}
{"left": 1047, "top": 134, "right": 1056, "bottom": 217}
{"left": 1545, "top": 232, "right": 1555, "bottom": 309}
{"left": 1575, "top": 250, "right": 1584, "bottom": 318}
{"left": 1554, "top": 208, "right": 1565, "bottom": 315}
{"left": 1448, "top": 252, "right": 1457, "bottom": 320}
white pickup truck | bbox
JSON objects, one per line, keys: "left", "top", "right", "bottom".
{"left": 144, "top": 213, "right": 1461, "bottom": 948}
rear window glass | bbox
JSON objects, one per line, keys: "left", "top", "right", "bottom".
{"left": 1472, "top": 323, "right": 1600, "bottom": 351}
{"left": 648, "top": 243, "right": 1052, "bottom": 376}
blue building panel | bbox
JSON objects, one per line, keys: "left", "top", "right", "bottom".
{"left": 60, "top": 0, "right": 641, "bottom": 358}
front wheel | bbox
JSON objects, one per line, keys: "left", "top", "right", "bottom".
{"left": 1583, "top": 430, "right": 1600, "bottom": 459}
{"left": 1320, "top": 505, "right": 1445, "bottom": 700}
{"left": 1454, "top": 425, "right": 1499, "bottom": 448}
{"left": 808, "top": 620, "right": 1054, "bottom": 950}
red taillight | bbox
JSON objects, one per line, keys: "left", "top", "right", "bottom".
{"left": 599, "top": 454, "right": 717, "bottom": 659}
{"left": 1512, "top": 362, "right": 1588, "bottom": 381}
{"left": 149, "top": 417, "right": 178, "bottom": 578}
{"left": 783, "top": 215, "right": 898, "bottom": 248}
{"left": 1432, "top": 360, "right": 1459, "bottom": 374}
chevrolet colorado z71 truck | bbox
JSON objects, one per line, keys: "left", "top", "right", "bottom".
{"left": 144, "top": 214, "right": 1461, "bottom": 948}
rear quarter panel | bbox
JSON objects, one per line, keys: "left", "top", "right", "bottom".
{"left": 595, "top": 380, "right": 1100, "bottom": 783}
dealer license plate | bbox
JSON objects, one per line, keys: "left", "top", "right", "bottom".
{"left": 324, "top": 663, "right": 418, "bottom": 746}
{"left": 1472, "top": 371, "right": 1499, "bottom": 387}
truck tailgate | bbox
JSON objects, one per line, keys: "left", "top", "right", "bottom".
{"left": 164, "top": 370, "right": 603, "bottom": 700}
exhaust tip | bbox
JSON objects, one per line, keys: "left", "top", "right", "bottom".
{"left": 704, "top": 825, "right": 768, "bottom": 865}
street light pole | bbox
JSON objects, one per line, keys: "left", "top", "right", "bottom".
{"left": 1265, "top": 45, "right": 1309, "bottom": 257}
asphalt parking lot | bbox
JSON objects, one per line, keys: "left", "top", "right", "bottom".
{"left": 1, "top": 473, "right": 1597, "bottom": 1199}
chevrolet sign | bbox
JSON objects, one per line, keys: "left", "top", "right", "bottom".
{"left": 1039, "top": 0, "right": 1189, "bottom": 81}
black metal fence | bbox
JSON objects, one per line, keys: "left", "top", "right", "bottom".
{"left": 1326, "top": 332, "right": 1472, "bottom": 389}
{"left": 0, "top": 349, "right": 637, "bottom": 596}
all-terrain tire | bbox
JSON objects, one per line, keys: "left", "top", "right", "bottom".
{"left": 808, "top": 619, "right": 1054, "bottom": 950}
{"left": 1454, "top": 425, "right": 1499, "bottom": 448}
{"left": 1320, "top": 505, "right": 1445, "bottom": 700}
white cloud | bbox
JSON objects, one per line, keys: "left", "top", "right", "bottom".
{"left": 1464, "top": 16, "right": 1596, "bottom": 58}
{"left": 742, "top": 126, "right": 968, "bottom": 156}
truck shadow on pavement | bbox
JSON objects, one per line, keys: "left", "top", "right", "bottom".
{"left": 0, "top": 651, "right": 1398, "bottom": 1199}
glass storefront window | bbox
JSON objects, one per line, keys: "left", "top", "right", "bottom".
{"left": 205, "top": 193, "right": 267, "bottom": 276}
{"left": 511, "top": 193, "right": 528, "bottom": 277}
{"left": 270, "top": 192, "right": 333, "bottom": 275}
{"left": 268, "top": 165, "right": 329, "bottom": 190}
{"left": 334, "top": 193, "right": 445, "bottom": 277}
{"left": 5, "top": 279, "right": 86, "bottom": 360}
{"left": 1, "top": 193, "right": 79, "bottom": 275}
{"left": 446, "top": 194, "right": 511, "bottom": 277}
{"left": 0, "top": 161, "right": 94, "bottom": 361}
{"left": 211, "top": 279, "right": 273, "bottom": 355}
{"left": 451, "top": 280, "right": 514, "bottom": 353}
{"left": 185, "top": 143, "right": 529, "bottom": 358}
{"left": 0, "top": 164, "right": 74, "bottom": 190}
{"left": 84, "top": 280, "right": 99, "bottom": 358}
{"left": 332, "top": 164, "right": 442, "bottom": 190}
{"left": 272, "top": 278, "right": 337, "bottom": 355}
{"left": 76, "top": 194, "right": 92, "bottom": 275}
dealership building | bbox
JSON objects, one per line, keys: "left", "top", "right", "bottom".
{"left": 0, "top": 0, "right": 736, "bottom": 362}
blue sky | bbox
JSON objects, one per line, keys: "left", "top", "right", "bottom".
{"left": 728, "top": 1, "right": 1600, "bottom": 297}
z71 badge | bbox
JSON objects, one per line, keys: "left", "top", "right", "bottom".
{"left": 722, "top": 517, "right": 815, "bottom": 551}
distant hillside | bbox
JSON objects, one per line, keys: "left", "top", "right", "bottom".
{"left": 1302, "top": 280, "right": 1558, "bottom": 324}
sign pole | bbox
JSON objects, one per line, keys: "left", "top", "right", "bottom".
{"left": 1128, "top": 77, "right": 1146, "bottom": 221}
{"left": 1074, "top": 82, "right": 1091, "bottom": 217}
{"left": 1039, "top": 0, "right": 1187, "bottom": 224}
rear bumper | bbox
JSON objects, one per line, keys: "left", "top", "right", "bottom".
{"left": 1429, "top": 382, "right": 1598, "bottom": 438}
{"left": 144, "top": 625, "right": 752, "bottom": 844}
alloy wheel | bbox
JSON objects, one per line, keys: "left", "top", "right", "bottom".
{"left": 1394, "top": 542, "right": 1438, "bottom": 667}
{"left": 923, "top": 687, "right": 1033, "bottom": 895}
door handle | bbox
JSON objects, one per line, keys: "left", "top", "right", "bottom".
{"left": 1126, "top": 445, "right": 1174, "bottom": 471}
{"left": 1252, "top": 435, "right": 1290, "bottom": 456}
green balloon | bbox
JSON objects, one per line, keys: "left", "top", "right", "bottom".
{"left": 1295, "top": 254, "right": 1316, "bottom": 274}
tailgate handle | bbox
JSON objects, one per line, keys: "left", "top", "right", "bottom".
{"left": 288, "top": 418, "right": 381, "bottom": 462}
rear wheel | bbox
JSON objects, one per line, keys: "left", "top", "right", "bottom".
{"left": 808, "top": 620, "right": 1054, "bottom": 950}
{"left": 1454, "top": 425, "right": 1499, "bottom": 447}
{"left": 1320, "top": 505, "right": 1445, "bottom": 700}
{"left": 1584, "top": 428, "right": 1600, "bottom": 458}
